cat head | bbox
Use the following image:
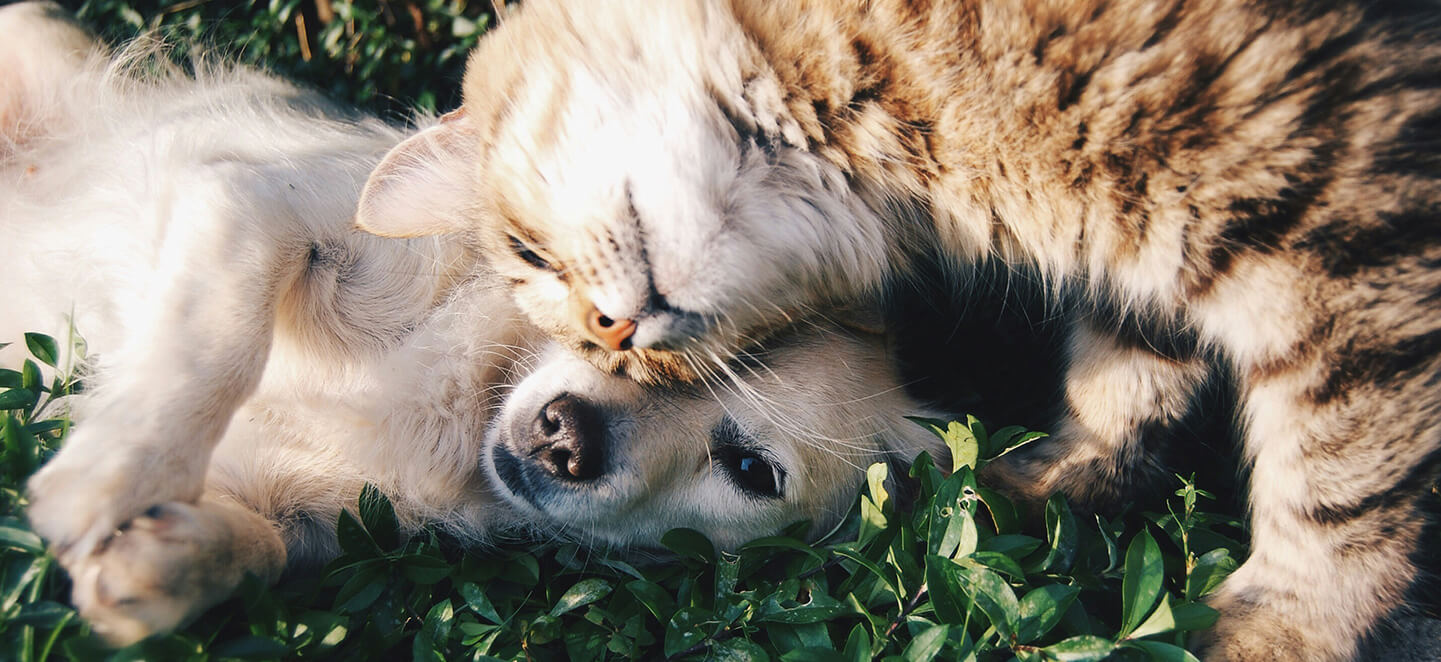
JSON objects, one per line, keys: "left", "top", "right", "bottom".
{"left": 356, "top": 0, "right": 895, "bottom": 384}
{"left": 481, "top": 319, "right": 948, "bottom": 549}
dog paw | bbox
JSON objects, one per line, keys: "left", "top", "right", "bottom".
{"left": 26, "top": 433, "right": 205, "bottom": 562}
{"left": 64, "top": 501, "right": 282, "bottom": 646}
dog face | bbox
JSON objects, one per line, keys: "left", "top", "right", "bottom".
{"left": 481, "top": 324, "right": 946, "bottom": 550}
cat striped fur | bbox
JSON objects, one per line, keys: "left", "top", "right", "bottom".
{"left": 357, "top": 1, "right": 1441, "bottom": 659}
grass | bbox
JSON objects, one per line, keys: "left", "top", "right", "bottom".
{"left": 59, "top": 0, "right": 499, "bottom": 119}
{"left": 5, "top": 2, "right": 1249, "bottom": 659}
{"left": 0, "top": 332, "right": 1248, "bottom": 661}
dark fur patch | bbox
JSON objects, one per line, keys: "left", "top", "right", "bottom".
{"left": 1309, "top": 446, "right": 1441, "bottom": 526}
{"left": 1312, "top": 329, "right": 1441, "bottom": 405}
{"left": 1295, "top": 208, "right": 1441, "bottom": 279}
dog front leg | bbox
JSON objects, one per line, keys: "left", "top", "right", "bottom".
{"left": 27, "top": 164, "right": 312, "bottom": 562}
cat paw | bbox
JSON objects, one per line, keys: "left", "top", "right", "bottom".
{"left": 1193, "top": 592, "right": 1356, "bottom": 662}
{"left": 63, "top": 501, "right": 272, "bottom": 646}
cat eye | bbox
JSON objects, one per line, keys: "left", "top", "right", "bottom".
{"left": 712, "top": 419, "right": 785, "bottom": 499}
{"left": 508, "top": 235, "right": 554, "bottom": 272}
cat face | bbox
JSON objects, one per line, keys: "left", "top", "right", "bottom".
{"left": 356, "top": 0, "right": 891, "bottom": 383}
{"left": 481, "top": 324, "right": 945, "bottom": 549}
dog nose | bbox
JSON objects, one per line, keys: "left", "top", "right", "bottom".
{"left": 586, "top": 307, "right": 636, "bottom": 351}
{"left": 528, "top": 394, "right": 606, "bottom": 481}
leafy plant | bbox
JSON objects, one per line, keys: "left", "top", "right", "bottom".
{"left": 59, "top": 0, "right": 501, "bottom": 118}
{"left": 1, "top": 337, "right": 1248, "bottom": 660}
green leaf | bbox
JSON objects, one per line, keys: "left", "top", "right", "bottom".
{"left": 741, "top": 535, "right": 827, "bottom": 562}
{"left": 1037, "top": 494, "right": 1079, "bottom": 573}
{"left": 976, "top": 487, "right": 1021, "bottom": 535}
{"left": 1186, "top": 548, "right": 1238, "bottom": 601}
{"left": 456, "top": 586, "right": 501, "bottom": 627}
{"left": 930, "top": 468, "right": 977, "bottom": 558}
{"left": 953, "top": 561, "right": 1020, "bottom": 640}
{"left": 922, "top": 417, "right": 984, "bottom": 471}
{"left": 1120, "top": 529, "right": 1165, "bottom": 638}
{"left": 550, "top": 578, "right": 613, "bottom": 618}
{"left": 334, "top": 510, "right": 379, "bottom": 557}
{"left": 1015, "top": 584, "right": 1081, "bottom": 643}
{"left": 714, "top": 638, "right": 770, "bottom": 661}
{"left": 758, "top": 590, "right": 849, "bottom": 624}
{"left": 0, "top": 523, "right": 44, "bottom": 554}
{"left": 401, "top": 554, "right": 453, "bottom": 585}
{"left": 10, "top": 600, "right": 73, "bottom": 627}
{"left": 969, "top": 551, "right": 1026, "bottom": 581}
{"left": 1126, "top": 595, "right": 1176, "bottom": 640}
{"left": 842, "top": 624, "right": 871, "bottom": 662}
{"left": 780, "top": 648, "right": 847, "bottom": 662}
{"left": 0, "top": 369, "right": 20, "bottom": 389}
{"left": 661, "top": 528, "right": 715, "bottom": 564}
{"left": 211, "top": 635, "right": 290, "bottom": 659}
{"left": 1041, "top": 635, "right": 1118, "bottom": 661}
{"left": 0, "top": 388, "right": 36, "bottom": 411}
{"left": 925, "top": 555, "right": 971, "bottom": 625}
{"left": 357, "top": 484, "right": 399, "bottom": 551}
{"left": 979, "top": 534, "right": 1042, "bottom": 561}
{"left": 24, "top": 333, "right": 58, "bottom": 368}
{"left": 1123, "top": 639, "right": 1202, "bottom": 662}
{"left": 626, "top": 580, "right": 676, "bottom": 622}
{"left": 1095, "top": 514, "right": 1124, "bottom": 574}
{"left": 866, "top": 461, "right": 891, "bottom": 513}
{"left": 2, "top": 413, "right": 38, "bottom": 473}
{"left": 506, "top": 552, "right": 541, "bottom": 587}
{"left": 333, "top": 568, "right": 385, "bottom": 612}
{"left": 1170, "top": 602, "right": 1220, "bottom": 632}
{"left": 902, "top": 622, "right": 948, "bottom": 661}
{"left": 595, "top": 557, "right": 647, "bottom": 581}
{"left": 22, "top": 359, "right": 42, "bottom": 393}
{"left": 1, "top": 554, "right": 48, "bottom": 612}
{"left": 663, "top": 607, "right": 711, "bottom": 658}
{"left": 832, "top": 545, "right": 899, "bottom": 599}
{"left": 990, "top": 429, "right": 1048, "bottom": 461}
{"left": 413, "top": 599, "right": 455, "bottom": 661}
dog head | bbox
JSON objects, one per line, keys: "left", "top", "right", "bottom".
{"left": 481, "top": 321, "right": 948, "bottom": 550}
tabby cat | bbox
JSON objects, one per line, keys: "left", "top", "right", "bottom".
{"left": 356, "top": 1, "right": 1441, "bottom": 659}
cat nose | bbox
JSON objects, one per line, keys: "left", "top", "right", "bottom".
{"left": 528, "top": 394, "right": 606, "bottom": 481}
{"left": 586, "top": 307, "right": 636, "bottom": 351}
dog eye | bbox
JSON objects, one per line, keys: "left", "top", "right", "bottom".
{"left": 508, "top": 235, "right": 554, "bottom": 271}
{"left": 715, "top": 444, "right": 785, "bottom": 499}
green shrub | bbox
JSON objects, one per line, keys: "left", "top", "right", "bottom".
{"left": 60, "top": 0, "right": 499, "bottom": 118}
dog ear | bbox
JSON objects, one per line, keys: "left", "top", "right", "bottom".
{"left": 356, "top": 108, "right": 479, "bottom": 237}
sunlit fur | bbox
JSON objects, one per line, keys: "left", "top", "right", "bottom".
{"left": 3, "top": 4, "right": 947, "bottom": 646}
{"left": 356, "top": 2, "right": 1441, "bottom": 660}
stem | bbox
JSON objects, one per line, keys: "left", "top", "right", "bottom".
{"left": 884, "top": 583, "right": 930, "bottom": 638}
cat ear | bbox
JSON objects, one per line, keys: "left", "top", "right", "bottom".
{"left": 356, "top": 108, "right": 479, "bottom": 237}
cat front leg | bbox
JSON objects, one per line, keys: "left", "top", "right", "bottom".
{"left": 982, "top": 318, "right": 1212, "bottom": 509}
{"left": 26, "top": 164, "right": 312, "bottom": 562}
{"left": 1196, "top": 355, "right": 1438, "bottom": 662}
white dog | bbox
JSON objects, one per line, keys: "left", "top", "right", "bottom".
{"left": 1, "top": 3, "right": 947, "bottom": 645}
